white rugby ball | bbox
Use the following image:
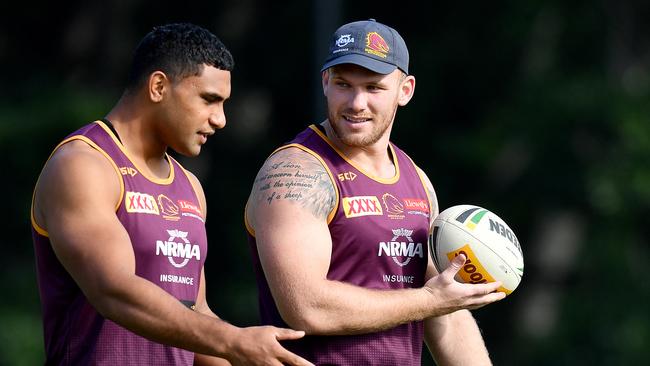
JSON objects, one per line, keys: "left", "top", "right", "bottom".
{"left": 429, "top": 205, "right": 524, "bottom": 295}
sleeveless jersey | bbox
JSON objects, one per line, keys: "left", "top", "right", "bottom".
{"left": 31, "top": 121, "right": 208, "bottom": 365}
{"left": 247, "top": 125, "right": 432, "bottom": 365}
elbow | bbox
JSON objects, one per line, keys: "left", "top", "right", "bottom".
{"left": 278, "top": 302, "right": 366, "bottom": 335}
{"left": 83, "top": 282, "right": 134, "bottom": 322}
{"left": 86, "top": 289, "right": 122, "bottom": 320}
{"left": 277, "top": 303, "right": 336, "bottom": 335}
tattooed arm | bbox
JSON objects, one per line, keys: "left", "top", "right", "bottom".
{"left": 246, "top": 148, "right": 504, "bottom": 336}
{"left": 246, "top": 147, "right": 336, "bottom": 222}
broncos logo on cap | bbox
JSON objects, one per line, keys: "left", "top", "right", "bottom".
{"left": 365, "top": 32, "right": 389, "bottom": 58}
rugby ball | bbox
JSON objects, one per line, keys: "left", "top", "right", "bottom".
{"left": 429, "top": 205, "right": 524, "bottom": 295}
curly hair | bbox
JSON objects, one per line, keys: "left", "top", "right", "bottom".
{"left": 125, "top": 23, "right": 234, "bottom": 91}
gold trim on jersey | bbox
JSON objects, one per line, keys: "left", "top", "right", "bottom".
{"left": 95, "top": 120, "right": 175, "bottom": 185}
{"left": 30, "top": 201, "right": 48, "bottom": 237}
{"left": 308, "top": 124, "right": 401, "bottom": 185}
{"left": 170, "top": 155, "right": 207, "bottom": 221}
{"left": 244, "top": 201, "right": 255, "bottom": 237}
{"left": 244, "top": 143, "right": 340, "bottom": 237}
{"left": 31, "top": 135, "right": 125, "bottom": 237}
{"left": 405, "top": 154, "right": 437, "bottom": 233}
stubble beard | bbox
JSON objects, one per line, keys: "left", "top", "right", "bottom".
{"left": 327, "top": 105, "right": 397, "bottom": 148}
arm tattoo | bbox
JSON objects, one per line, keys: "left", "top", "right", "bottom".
{"left": 251, "top": 148, "right": 336, "bottom": 220}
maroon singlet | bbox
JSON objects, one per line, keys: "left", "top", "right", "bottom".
{"left": 247, "top": 124, "right": 432, "bottom": 365}
{"left": 31, "top": 121, "right": 207, "bottom": 365}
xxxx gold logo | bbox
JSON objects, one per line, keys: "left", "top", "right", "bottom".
{"left": 125, "top": 191, "right": 159, "bottom": 215}
{"left": 342, "top": 196, "right": 383, "bottom": 218}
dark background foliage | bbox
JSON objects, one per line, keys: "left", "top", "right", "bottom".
{"left": 1, "top": 1, "right": 649, "bottom": 365}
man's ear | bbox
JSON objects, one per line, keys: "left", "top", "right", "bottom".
{"left": 398, "top": 75, "right": 416, "bottom": 106}
{"left": 148, "top": 71, "right": 169, "bottom": 103}
{"left": 322, "top": 69, "right": 330, "bottom": 96}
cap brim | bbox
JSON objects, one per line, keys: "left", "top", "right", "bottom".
{"left": 321, "top": 54, "right": 397, "bottom": 74}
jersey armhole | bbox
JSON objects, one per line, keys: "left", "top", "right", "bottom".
{"left": 31, "top": 135, "right": 125, "bottom": 237}
{"left": 170, "top": 157, "right": 207, "bottom": 221}
{"left": 405, "top": 155, "right": 437, "bottom": 230}
{"left": 244, "top": 201, "right": 255, "bottom": 237}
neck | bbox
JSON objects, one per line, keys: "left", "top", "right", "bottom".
{"left": 321, "top": 120, "right": 396, "bottom": 179}
{"left": 104, "top": 95, "right": 170, "bottom": 179}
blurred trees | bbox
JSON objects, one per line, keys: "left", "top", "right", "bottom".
{"left": 1, "top": 1, "right": 648, "bottom": 365}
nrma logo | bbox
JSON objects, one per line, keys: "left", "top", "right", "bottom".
{"left": 156, "top": 229, "right": 201, "bottom": 268}
{"left": 377, "top": 228, "right": 424, "bottom": 267}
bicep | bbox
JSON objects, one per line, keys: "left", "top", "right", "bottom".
{"left": 37, "top": 143, "right": 135, "bottom": 303}
{"left": 247, "top": 147, "right": 336, "bottom": 314}
{"left": 255, "top": 199, "right": 333, "bottom": 291}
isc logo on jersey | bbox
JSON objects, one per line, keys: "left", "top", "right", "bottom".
{"left": 377, "top": 228, "right": 424, "bottom": 267}
{"left": 342, "top": 196, "right": 383, "bottom": 218}
{"left": 156, "top": 229, "right": 201, "bottom": 268}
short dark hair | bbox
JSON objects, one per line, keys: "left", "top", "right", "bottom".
{"left": 125, "top": 23, "right": 234, "bottom": 91}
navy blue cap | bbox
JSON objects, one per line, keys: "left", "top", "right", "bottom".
{"left": 321, "top": 19, "right": 409, "bottom": 75}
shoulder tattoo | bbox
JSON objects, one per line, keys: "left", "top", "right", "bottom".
{"left": 251, "top": 147, "right": 336, "bottom": 220}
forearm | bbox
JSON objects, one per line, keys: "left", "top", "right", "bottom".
{"left": 424, "top": 310, "right": 492, "bottom": 366}
{"left": 93, "top": 274, "right": 238, "bottom": 358}
{"left": 194, "top": 353, "right": 233, "bottom": 366}
{"left": 192, "top": 300, "right": 233, "bottom": 365}
{"left": 282, "top": 279, "right": 434, "bottom": 335}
